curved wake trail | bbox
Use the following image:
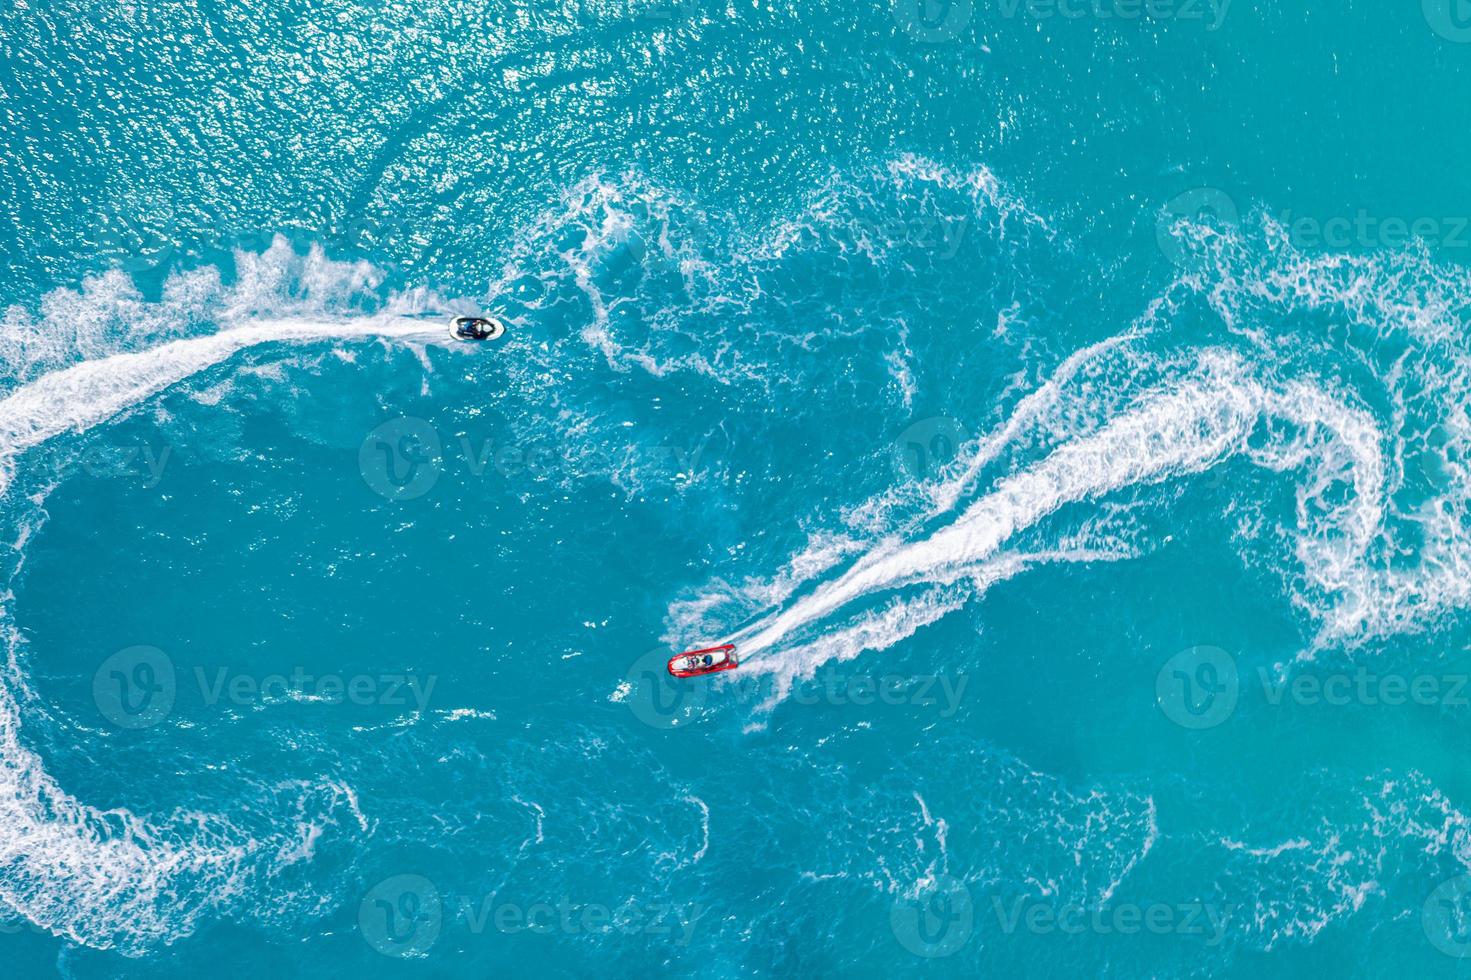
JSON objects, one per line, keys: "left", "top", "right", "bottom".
{"left": 0, "top": 314, "right": 444, "bottom": 952}
{"left": 924, "top": 332, "right": 1137, "bottom": 517}
{"left": 722, "top": 352, "right": 1385, "bottom": 687}
{"left": 0, "top": 316, "right": 443, "bottom": 491}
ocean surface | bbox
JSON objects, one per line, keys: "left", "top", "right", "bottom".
{"left": 4, "top": 1, "right": 1471, "bottom": 976}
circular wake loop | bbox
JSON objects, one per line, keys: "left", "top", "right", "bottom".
{"left": 0, "top": 243, "right": 446, "bottom": 953}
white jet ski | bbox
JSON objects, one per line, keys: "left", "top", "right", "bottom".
{"left": 450, "top": 315, "right": 507, "bottom": 343}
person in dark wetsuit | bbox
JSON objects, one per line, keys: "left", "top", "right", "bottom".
{"left": 456, "top": 318, "right": 491, "bottom": 340}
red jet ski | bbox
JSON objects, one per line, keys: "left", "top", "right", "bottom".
{"left": 668, "top": 644, "right": 739, "bottom": 678}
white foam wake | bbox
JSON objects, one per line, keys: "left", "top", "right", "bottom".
{"left": 713, "top": 349, "right": 1386, "bottom": 684}
{"left": 0, "top": 316, "right": 441, "bottom": 493}
{"left": 924, "top": 332, "right": 1138, "bottom": 516}
{"left": 736, "top": 547, "right": 1136, "bottom": 716}
{"left": 0, "top": 311, "right": 443, "bottom": 952}
{"left": 670, "top": 333, "right": 1141, "bottom": 652}
{"left": 0, "top": 655, "right": 249, "bottom": 949}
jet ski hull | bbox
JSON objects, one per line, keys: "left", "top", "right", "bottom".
{"left": 667, "top": 644, "right": 739, "bottom": 678}
{"left": 450, "top": 315, "right": 507, "bottom": 342}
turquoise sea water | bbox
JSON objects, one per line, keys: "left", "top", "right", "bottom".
{"left": 5, "top": 1, "right": 1471, "bottom": 976}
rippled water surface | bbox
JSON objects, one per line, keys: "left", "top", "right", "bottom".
{"left": 5, "top": 1, "right": 1471, "bottom": 977}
